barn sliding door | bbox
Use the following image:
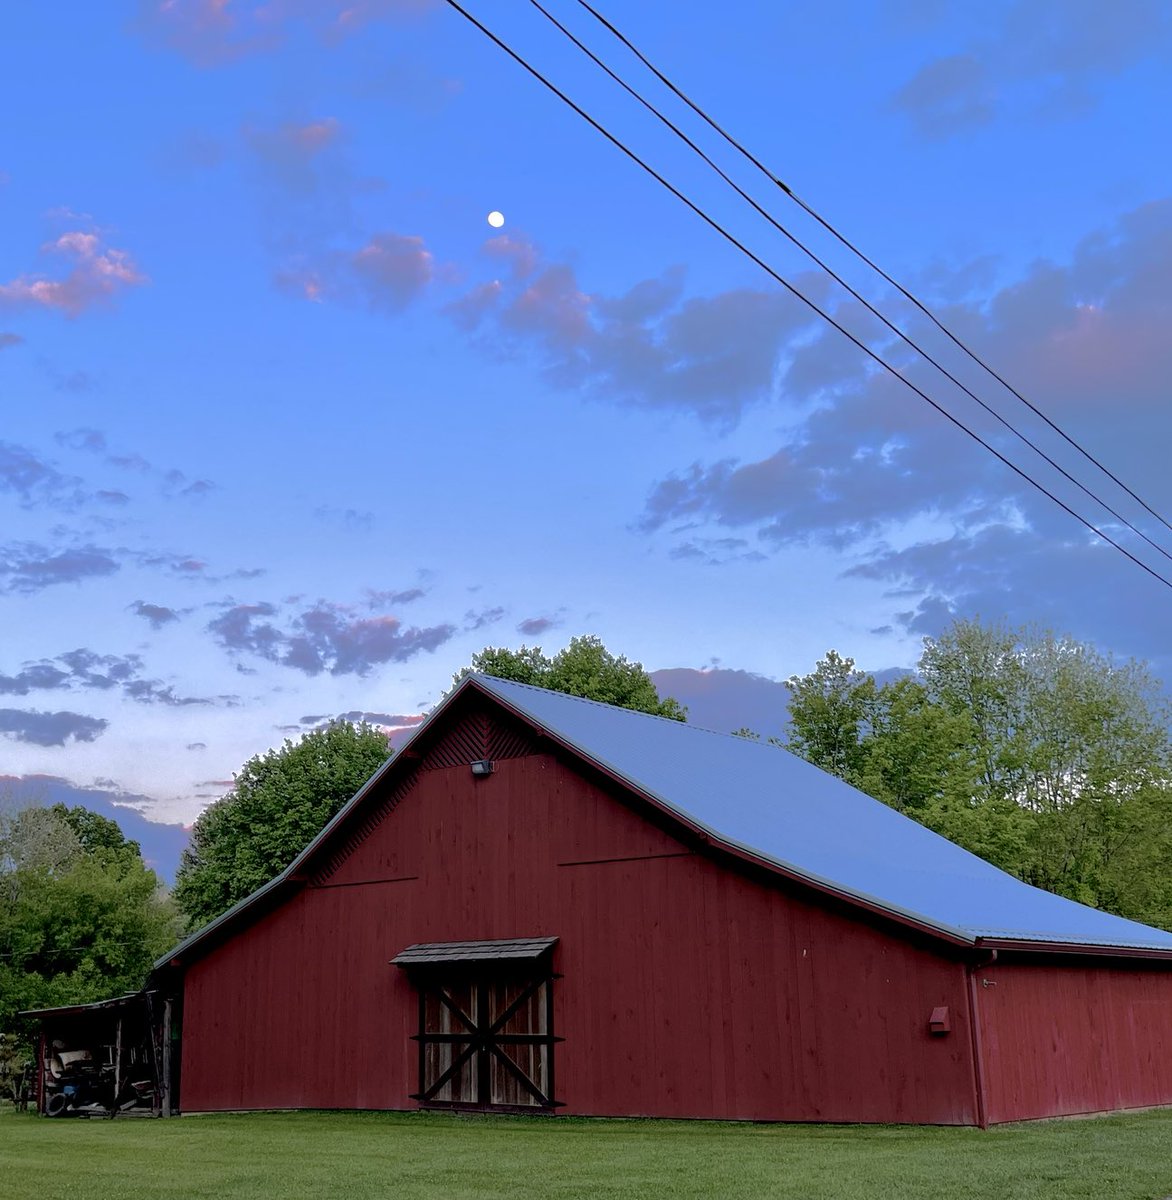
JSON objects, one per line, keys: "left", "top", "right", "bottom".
{"left": 393, "top": 938, "right": 561, "bottom": 1113}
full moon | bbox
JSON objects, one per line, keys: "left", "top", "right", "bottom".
{"left": 487, "top": 211, "right": 505, "bottom": 228}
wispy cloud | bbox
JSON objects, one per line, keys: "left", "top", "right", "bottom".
{"left": 0, "top": 442, "right": 84, "bottom": 509}
{"left": 55, "top": 427, "right": 216, "bottom": 497}
{"left": 365, "top": 586, "right": 425, "bottom": 607}
{"left": 446, "top": 233, "right": 819, "bottom": 423}
{"left": 516, "top": 615, "right": 559, "bottom": 637}
{"left": 130, "top": 600, "right": 182, "bottom": 628}
{"left": 465, "top": 605, "right": 505, "bottom": 631}
{"left": 890, "top": 54, "right": 994, "bottom": 138}
{"left": 890, "top": 0, "right": 1172, "bottom": 137}
{"left": 207, "top": 596, "right": 455, "bottom": 675}
{"left": 0, "top": 542, "right": 121, "bottom": 593}
{"left": 244, "top": 117, "right": 345, "bottom": 192}
{"left": 637, "top": 198, "right": 1172, "bottom": 657}
{"left": 299, "top": 709, "right": 424, "bottom": 728}
{"left": 0, "top": 646, "right": 235, "bottom": 707}
{"left": 0, "top": 708, "right": 108, "bottom": 746}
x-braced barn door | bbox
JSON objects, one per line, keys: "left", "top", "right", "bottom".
{"left": 394, "top": 938, "right": 561, "bottom": 1112}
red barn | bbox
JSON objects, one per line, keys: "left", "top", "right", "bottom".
{"left": 144, "top": 676, "right": 1172, "bottom": 1124}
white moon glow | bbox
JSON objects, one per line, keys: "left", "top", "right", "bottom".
{"left": 487, "top": 211, "right": 505, "bottom": 228}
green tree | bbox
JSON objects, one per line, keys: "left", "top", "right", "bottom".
{"left": 783, "top": 619, "right": 1172, "bottom": 927}
{"left": 0, "top": 804, "right": 178, "bottom": 1055}
{"left": 51, "top": 803, "right": 142, "bottom": 863}
{"left": 783, "top": 650, "right": 878, "bottom": 782}
{"left": 174, "top": 721, "right": 392, "bottom": 929}
{"left": 918, "top": 619, "right": 1172, "bottom": 902}
{"left": 458, "top": 634, "right": 686, "bottom": 721}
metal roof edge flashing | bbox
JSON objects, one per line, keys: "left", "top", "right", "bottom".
{"left": 974, "top": 936, "right": 1172, "bottom": 960}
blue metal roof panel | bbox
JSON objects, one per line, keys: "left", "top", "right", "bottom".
{"left": 476, "top": 675, "right": 1172, "bottom": 953}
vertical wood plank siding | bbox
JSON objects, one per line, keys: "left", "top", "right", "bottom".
{"left": 180, "top": 737, "right": 979, "bottom": 1123}
{"left": 976, "top": 961, "right": 1172, "bottom": 1122}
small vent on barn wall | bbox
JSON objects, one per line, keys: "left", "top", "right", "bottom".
{"left": 928, "top": 1006, "right": 951, "bottom": 1036}
{"left": 418, "top": 705, "right": 538, "bottom": 771}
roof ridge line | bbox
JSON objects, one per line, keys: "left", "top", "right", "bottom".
{"left": 471, "top": 672, "right": 785, "bottom": 744}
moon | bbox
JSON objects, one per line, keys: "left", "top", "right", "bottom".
{"left": 487, "top": 211, "right": 505, "bottom": 228}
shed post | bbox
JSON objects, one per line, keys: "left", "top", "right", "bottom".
{"left": 161, "top": 999, "right": 172, "bottom": 1118}
{"left": 113, "top": 1015, "right": 122, "bottom": 1112}
{"left": 36, "top": 1030, "right": 45, "bottom": 1116}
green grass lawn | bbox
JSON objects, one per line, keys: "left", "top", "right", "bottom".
{"left": 3, "top": 1106, "right": 1171, "bottom": 1200}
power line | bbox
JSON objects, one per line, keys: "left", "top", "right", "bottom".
{"left": 573, "top": 0, "right": 1172, "bottom": 543}
{"left": 527, "top": 0, "right": 1172, "bottom": 570}
{"left": 440, "top": 0, "right": 1172, "bottom": 594}
{"left": 0, "top": 940, "right": 143, "bottom": 962}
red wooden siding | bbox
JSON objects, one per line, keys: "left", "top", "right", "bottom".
{"left": 180, "top": 736, "right": 979, "bottom": 1123}
{"left": 976, "top": 960, "right": 1172, "bottom": 1123}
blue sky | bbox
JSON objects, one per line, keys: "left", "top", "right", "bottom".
{"left": 2, "top": 0, "right": 1171, "bottom": 838}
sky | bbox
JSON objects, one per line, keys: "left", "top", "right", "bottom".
{"left": 2, "top": 0, "right": 1171, "bottom": 849}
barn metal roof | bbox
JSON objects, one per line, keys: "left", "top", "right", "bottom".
{"left": 474, "top": 675, "right": 1172, "bottom": 955}
{"left": 392, "top": 937, "right": 558, "bottom": 967}
{"left": 155, "top": 673, "right": 1172, "bottom": 973}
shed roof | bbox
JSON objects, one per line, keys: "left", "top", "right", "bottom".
{"left": 474, "top": 675, "right": 1172, "bottom": 955}
{"left": 19, "top": 993, "right": 143, "bottom": 1019}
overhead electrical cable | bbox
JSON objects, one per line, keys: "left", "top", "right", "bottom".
{"left": 526, "top": 0, "right": 1172, "bottom": 569}
{"left": 440, "top": 0, "right": 1172, "bottom": 593}
{"left": 573, "top": 0, "right": 1172, "bottom": 542}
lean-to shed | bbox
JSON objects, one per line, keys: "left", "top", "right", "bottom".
{"left": 135, "top": 676, "right": 1172, "bottom": 1122}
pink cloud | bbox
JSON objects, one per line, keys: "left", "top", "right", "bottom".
{"left": 275, "top": 268, "right": 327, "bottom": 303}
{"left": 244, "top": 117, "right": 347, "bottom": 195}
{"left": 331, "top": 0, "right": 434, "bottom": 36}
{"left": 1011, "top": 306, "right": 1172, "bottom": 414}
{"left": 247, "top": 117, "right": 342, "bottom": 163}
{"left": 0, "top": 230, "right": 147, "bottom": 318}
{"left": 445, "top": 280, "right": 502, "bottom": 331}
{"left": 140, "top": 0, "right": 281, "bottom": 65}
{"left": 289, "top": 118, "right": 341, "bottom": 154}
{"left": 483, "top": 233, "right": 538, "bottom": 279}
{"left": 351, "top": 233, "right": 434, "bottom": 310}
{"left": 504, "top": 264, "right": 593, "bottom": 349}
{"left": 141, "top": 0, "right": 433, "bottom": 65}
{"left": 277, "top": 231, "right": 435, "bottom": 312}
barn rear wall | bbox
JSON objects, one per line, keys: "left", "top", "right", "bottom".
{"left": 178, "top": 723, "right": 979, "bottom": 1123}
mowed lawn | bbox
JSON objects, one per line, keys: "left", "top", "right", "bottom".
{"left": 4, "top": 1107, "right": 1172, "bottom": 1200}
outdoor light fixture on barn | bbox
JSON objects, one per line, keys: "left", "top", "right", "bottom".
{"left": 28, "top": 674, "right": 1172, "bottom": 1124}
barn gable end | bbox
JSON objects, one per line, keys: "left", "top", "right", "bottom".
{"left": 177, "top": 732, "right": 981, "bottom": 1121}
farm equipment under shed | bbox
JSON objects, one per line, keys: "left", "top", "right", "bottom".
{"left": 21, "top": 991, "right": 177, "bottom": 1118}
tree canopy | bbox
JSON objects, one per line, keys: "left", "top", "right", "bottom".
{"left": 0, "top": 802, "right": 178, "bottom": 1056}
{"left": 173, "top": 721, "right": 392, "bottom": 929}
{"left": 784, "top": 619, "right": 1172, "bottom": 928}
{"left": 457, "top": 634, "right": 686, "bottom": 721}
